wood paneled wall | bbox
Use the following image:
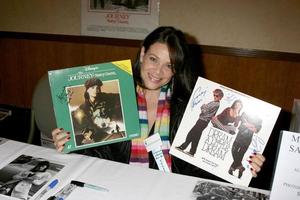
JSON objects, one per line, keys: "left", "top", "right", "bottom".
{"left": 0, "top": 33, "right": 139, "bottom": 108}
{"left": 1, "top": 32, "right": 300, "bottom": 114}
{"left": 201, "top": 53, "right": 300, "bottom": 113}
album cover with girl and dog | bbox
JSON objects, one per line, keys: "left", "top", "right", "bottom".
{"left": 170, "top": 77, "right": 281, "bottom": 186}
{"left": 48, "top": 60, "right": 140, "bottom": 153}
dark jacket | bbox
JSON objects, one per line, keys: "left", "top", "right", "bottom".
{"left": 74, "top": 91, "right": 271, "bottom": 190}
{"left": 75, "top": 93, "right": 226, "bottom": 182}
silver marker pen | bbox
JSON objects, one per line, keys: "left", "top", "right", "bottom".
{"left": 70, "top": 180, "right": 109, "bottom": 192}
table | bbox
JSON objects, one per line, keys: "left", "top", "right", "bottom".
{"left": 0, "top": 138, "right": 270, "bottom": 200}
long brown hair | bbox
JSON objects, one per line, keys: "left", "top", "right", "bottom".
{"left": 133, "top": 26, "right": 195, "bottom": 99}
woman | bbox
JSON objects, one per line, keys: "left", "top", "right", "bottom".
{"left": 52, "top": 26, "right": 265, "bottom": 182}
{"left": 229, "top": 112, "right": 263, "bottom": 179}
{"left": 211, "top": 99, "right": 243, "bottom": 135}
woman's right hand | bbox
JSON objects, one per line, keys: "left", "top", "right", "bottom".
{"left": 52, "top": 128, "right": 70, "bottom": 152}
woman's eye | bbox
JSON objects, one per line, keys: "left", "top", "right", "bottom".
{"left": 166, "top": 64, "right": 173, "bottom": 68}
{"left": 149, "top": 56, "right": 157, "bottom": 63}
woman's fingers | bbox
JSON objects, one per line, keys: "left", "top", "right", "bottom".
{"left": 52, "top": 128, "right": 63, "bottom": 141}
{"left": 249, "top": 153, "right": 265, "bottom": 177}
{"left": 250, "top": 163, "right": 259, "bottom": 177}
{"left": 52, "top": 128, "right": 70, "bottom": 152}
{"left": 54, "top": 139, "right": 67, "bottom": 152}
{"left": 55, "top": 135, "right": 69, "bottom": 152}
{"left": 56, "top": 131, "right": 70, "bottom": 141}
{"left": 252, "top": 153, "right": 265, "bottom": 167}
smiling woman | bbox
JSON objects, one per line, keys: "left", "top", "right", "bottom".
{"left": 51, "top": 26, "right": 266, "bottom": 188}
{"left": 139, "top": 43, "right": 174, "bottom": 91}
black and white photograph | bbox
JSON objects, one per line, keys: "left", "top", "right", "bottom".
{"left": 0, "top": 154, "right": 64, "bottom": 200}
{"left": 192, "top": 180, "right": 269, "bottom": 200}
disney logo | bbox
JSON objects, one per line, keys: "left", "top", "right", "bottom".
{"left": 85, "top": 66, "right": 98, "bottom": 71}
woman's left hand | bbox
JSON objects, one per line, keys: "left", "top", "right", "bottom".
{"left": 249, "top": 153, "right": 265, "bottom": 177}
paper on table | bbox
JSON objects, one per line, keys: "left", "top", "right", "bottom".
{"left": 65, "top": 186, "right": 111, "bottom": 200}
{"left": 0, "top": 139, "right": 27, "bottom": 168}
{"left": 75, "top": 159, "right": 200, "bottom": 200}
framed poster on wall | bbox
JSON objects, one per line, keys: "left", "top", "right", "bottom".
{"left": 81, "top": 0, "right": 159, "bottom": 40}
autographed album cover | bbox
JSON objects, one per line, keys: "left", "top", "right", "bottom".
{"left": 170, "top": 77, "right": 281, "bottom": 186}
{"left": 48, "top": 60, "right": 140, "bottom": 153}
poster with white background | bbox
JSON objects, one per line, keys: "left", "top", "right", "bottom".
{"left": 81, "top": 0, "right": 159, "bottom": 40}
